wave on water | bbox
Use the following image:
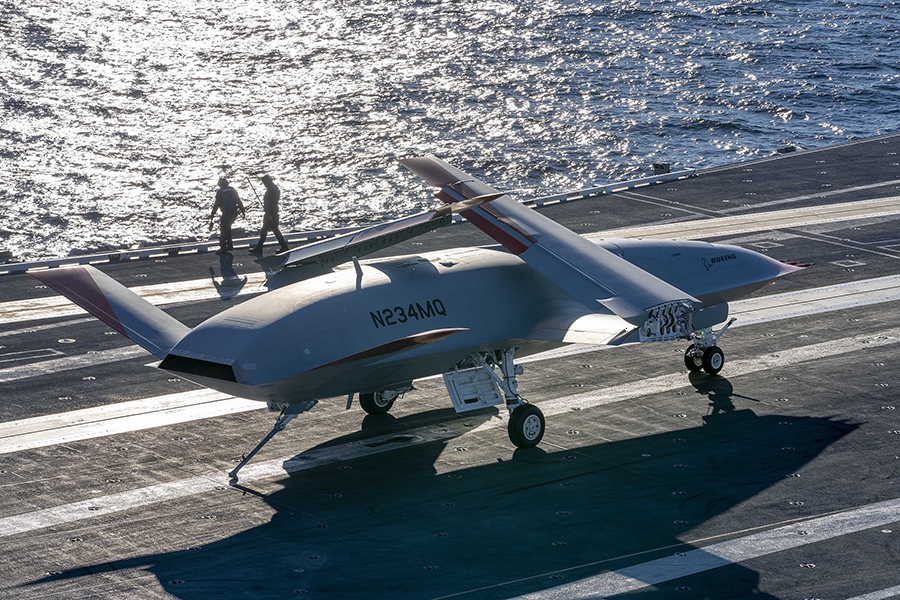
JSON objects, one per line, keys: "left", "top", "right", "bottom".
{"left": 1, "top": 0, "right": 898, "bottom": 260}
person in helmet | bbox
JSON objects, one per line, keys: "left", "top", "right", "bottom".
{"left": 249, "top": 174, "right": 289, "bottom": 254}
{"left": 210, "top": 177, "right": 246, "bottom": 255}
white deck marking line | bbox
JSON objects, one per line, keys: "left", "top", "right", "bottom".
{"left": 0, "top": 317, "right": 95, "bottom": 338}
{"left": 0, "top": 325, "right": 898, "bottom": 533}
{"left": 3, "top": 195, "right": 899, "bottom": 327}
{"left": 506, "top": 498, "right": 900, "bottom": 600}
{"left": 0, "top": 348, "right": 65, "bottom": 365}
{"left": 0, "top": 390, "right": 262, "bottom": 455}
{"left": 845, "top": 585, "right": 900, "bottom": 600}
{"left": 0, "top": 346, "right": 147, "bottom": 384}
{"left": 589, "top": 196, "right": 900, "bottom": 241}
{"left": 719, "top": 179, "right": 900, "bottom": 213}
{"left": 0, "top": 273, "right": 268, "bottom": 325}
{"left": 729, "top": 273, "right": 900, "bottom": 326}
{"left": 0, "top": 474, "right": 224, "bottom": 538}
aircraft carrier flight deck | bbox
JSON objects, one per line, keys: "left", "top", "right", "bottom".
{"left": 2, "top": 134, "right": 900, "bottom": 599}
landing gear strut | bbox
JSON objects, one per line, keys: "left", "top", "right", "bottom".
{"left": 470, "top": 348, "right": 545, "bottom": 448}
{"left": 228, "top": 400, "right": 316, "bottom": 482}
{"left": 684, "top": 318, "right": 735, "bottom": 376}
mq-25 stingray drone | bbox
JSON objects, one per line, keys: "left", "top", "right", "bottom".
{"left": 34, "top": 156, "right": 802, "bottom": 480}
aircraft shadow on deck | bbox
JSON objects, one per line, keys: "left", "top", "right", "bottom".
{"left": 25, "top": 375, "right": 856, "bottom": 600}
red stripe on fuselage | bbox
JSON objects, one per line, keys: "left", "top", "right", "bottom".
{"left": 309, "top": 328, "right": 467, "bottom": 371}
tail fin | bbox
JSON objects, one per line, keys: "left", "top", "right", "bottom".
{"left": 31, "top": 266, "right": 190, "bottom": 360}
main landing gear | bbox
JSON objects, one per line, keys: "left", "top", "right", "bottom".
{"left": 468, "top": 348, "right": 545, "bottom": 448}
{"left": 508, "top": 404, "right": 545, "bottom": 448}
{"left": 683, "top": 318, "right": 735, "bottom": 376}
{"left": 358, "top": 385, "right": 413, "bottom": 415}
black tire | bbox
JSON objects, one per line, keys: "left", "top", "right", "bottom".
{"left": 684, "top": 344, "right": 704, "bottom": 372}
{"left": 359, "top": 391, "right": 396, "bottom": 415}
{"left": 508, "top": 404, "right": 545, "bottom": 448}
{"left": 702, "top": 346, "right": 725, "bottom": 375}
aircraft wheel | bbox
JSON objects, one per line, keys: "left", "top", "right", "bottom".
{"left": 684, "top": 344, "right": 704, "bottom": 372}
{"left": 702, "top": 346, "right": 725, "bottom": 375}
{"left": 359, "top": 391, "right": 396, "bottom": 415}
{"left": 508, "top": 404, "right": 545, "bottom": 448}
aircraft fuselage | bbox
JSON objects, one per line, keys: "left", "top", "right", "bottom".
{"left": 159, "top": 238, "right": 794, "bottom": 404}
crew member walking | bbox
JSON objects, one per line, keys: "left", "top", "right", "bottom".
{"left": 250, "top": 174, "right": 289, "bottom": 254}
{"left": 210, "top": 177, "right": 246, "bottom": 255}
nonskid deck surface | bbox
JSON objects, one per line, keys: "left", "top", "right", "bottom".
{"left": 1, "top": 135, "right": 900, "bottom": 599}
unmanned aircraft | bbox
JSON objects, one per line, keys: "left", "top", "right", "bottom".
{"left": 32, "top": 156, "right": 803, "bottom": 480}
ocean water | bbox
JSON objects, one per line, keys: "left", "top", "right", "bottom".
{"left": 1, "top": 0, "right": 898, "bottom": 261}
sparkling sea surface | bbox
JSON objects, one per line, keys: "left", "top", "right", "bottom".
{"left": 1, "top": 0, "right": 898, "bottom": 261}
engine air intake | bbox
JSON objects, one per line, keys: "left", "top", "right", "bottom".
{"left": 159, "top": 354, "right": 237, "bottom": 382}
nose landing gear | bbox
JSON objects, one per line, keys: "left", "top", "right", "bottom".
{"left": 684, "top": 344, "right": 725, "bottom": 375}
{"left": 684, "top": 318, "right": 735, "bottom": 376}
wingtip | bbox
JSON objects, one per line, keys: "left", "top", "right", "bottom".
{"left": 399, "top": 155, "right": 469, "bottom": 187}
{"left": 30, "top": 263, "right": 89, "bottom": 283}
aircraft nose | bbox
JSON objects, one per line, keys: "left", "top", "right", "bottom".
{"left": 724, "top": 245, "right": 809, "bottom": 292}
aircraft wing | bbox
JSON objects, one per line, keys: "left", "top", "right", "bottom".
{"left": 276, "top": 192, "right": 506, "bottom": 275}
{"left": 400, "top": 156, "right": 700, "bottom": 332}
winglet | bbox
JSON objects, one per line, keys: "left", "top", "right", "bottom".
{"left": 31, "top": 266, "right": 190, "bottom": 360}
{"left": 399, "top": 156, "right": 476, "bottom": 187}
{"left": 400, "top": 156, "right": 502, "bottom": 205}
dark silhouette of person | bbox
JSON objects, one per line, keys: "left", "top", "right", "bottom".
{"left": 250, "top": 174, "right": 289, "bottom": 254}
{"left": 210, "top": 177, "right": 246, "bottom": 255}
